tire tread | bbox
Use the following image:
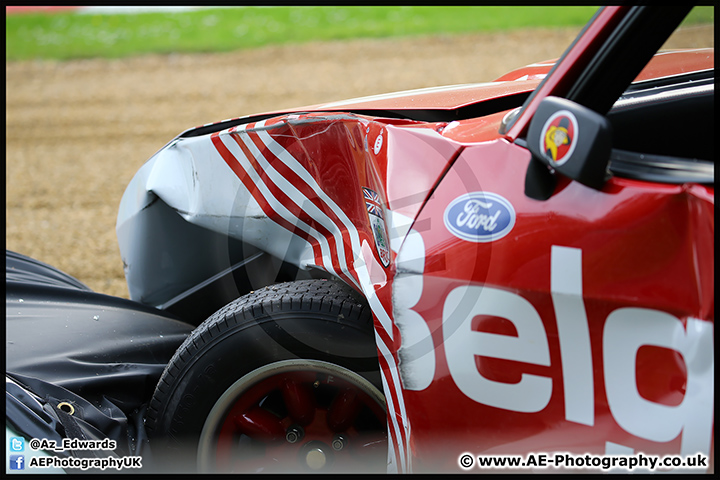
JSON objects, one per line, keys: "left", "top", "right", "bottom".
{"left": 144, "top": 279, "right": 373, "bottom": 437}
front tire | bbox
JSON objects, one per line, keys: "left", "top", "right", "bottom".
{"left": 145, "top": 279, "right": 387, "bottom": 473}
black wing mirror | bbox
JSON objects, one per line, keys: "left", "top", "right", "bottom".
{"left": 525, "top": 96, "right": 612, "bottom": 200}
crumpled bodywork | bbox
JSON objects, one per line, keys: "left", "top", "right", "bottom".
{"left": 116, "top": 110, "right": 471, "bottom": 470}
{"left": 6, "top": 251, "right": 192, "bottom": 412}
{"left": 117, "top": 112, "right": 465, "bottom": 323}
{"left": 392, "top": 143, "right": 714, "bottom": 471}
{"left": 115, "top": 39, "right": 714, "bottom": 471}
{"left": 6, "top": 250, "right": 193, "bottom": 469}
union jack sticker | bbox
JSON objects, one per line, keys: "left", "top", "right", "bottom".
{"left": 363, "top": 187, "right": 391, "bottom": 267}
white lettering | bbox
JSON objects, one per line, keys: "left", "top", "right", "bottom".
{"left": 455, "top": 200, "right": 500, "bottom": 232}
{"left": 443, "top": 286, "right": 552, "bottom": 413}
{"left": 604, "top": 310, "right": 713, "bottom": 457}
{"left": 433, "top": 244, "right": 712, "bottom": 461}
{"left": 551, "top": 246, "right": 594, "bottom": 426}
{"left": 393, "top": 223, "right": 435, "bottom": 391}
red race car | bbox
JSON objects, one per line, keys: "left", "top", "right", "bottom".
{"left": 11, "top": 4, "right": 710, "bottom": 475}
{"left": 114, "top": 4, "right": 713, "bottom": 473}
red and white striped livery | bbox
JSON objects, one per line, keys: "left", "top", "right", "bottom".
{"left": 117, "top": 5, "right": 713, "bottom": 473}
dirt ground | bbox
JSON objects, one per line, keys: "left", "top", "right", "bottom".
{"left": 5, "top": 26, "right": 713, "bottom": 299}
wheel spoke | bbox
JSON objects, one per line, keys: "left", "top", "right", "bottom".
{"left": 234, "top": 406, "right": 285, "bottom": 441}
{"left": 202, "top": 359, "right": 387, "bottom": 473}
{"left": 326, "top": 387, "right": 363, "bottom": 432}
{"left": 281, "top": 377, "right": 316, "bottom": 426}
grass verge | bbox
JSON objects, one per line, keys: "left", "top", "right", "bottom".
{"left": 5, "top": 6, "right": 608, "bottom": 61}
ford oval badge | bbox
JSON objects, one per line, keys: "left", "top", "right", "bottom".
{"left": 444, "top": 192, "right": 516, "bottom": 243}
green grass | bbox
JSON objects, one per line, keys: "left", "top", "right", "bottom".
{"left": 6, "top": 6, "right": 712, "bottom": 61}
{"left": 6, "top": 6, "right": 598, "bottom": 61}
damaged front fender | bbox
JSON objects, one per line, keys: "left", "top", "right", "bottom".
{"left": 117, "top": 113, "right": 461, "bottom": 326}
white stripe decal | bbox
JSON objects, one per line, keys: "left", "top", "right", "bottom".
{"left": 222, "top": 121, "right": 411, "bottom": 472}
{"left": 376, "top": 333, "right": 409, "bottom": 471}
{"left": 218, "top": 133, "right": 342, "bottom": 280}
{"left": 257, "top": 123, "right": 362, "bottom": 252}
{"left": 379, "top": 361, "right": 407, "bottom": 473}
{"left": 355, "top": 259, "right": 395, "bottom": 338}
{"left": 236, "top": 123, "right": 360, "bottom": 290}
{"left": 386, "top": 421, "right": 399, "bottom": 474}
{"left": 253, "top": 122, "right": 396, "bottom": 339}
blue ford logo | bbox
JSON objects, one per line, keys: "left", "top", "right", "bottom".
{"left": 444, "top": 192, "right": 516, "bottom": 243}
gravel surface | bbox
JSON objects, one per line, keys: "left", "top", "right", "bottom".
{"left": 6, "top": 26, "right": 712, "bottom": 299}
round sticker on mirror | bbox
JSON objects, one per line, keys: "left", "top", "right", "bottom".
{"left": 540, "top": 110, "right": 578, "bottom": 167}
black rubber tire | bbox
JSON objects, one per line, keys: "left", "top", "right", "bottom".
{"left": 144, "top": 279, "right": 384, "bottom": 473}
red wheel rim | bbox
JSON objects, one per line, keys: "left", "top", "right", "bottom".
{"left": 200, "top": 362, "right": 387, "bottom": 473}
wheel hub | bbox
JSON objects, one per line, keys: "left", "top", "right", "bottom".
{"left": 299, "top": 441, "right": 332, "bottom": 470}
{"left": 197, "top": 360, "right": 387, "bottom": 473}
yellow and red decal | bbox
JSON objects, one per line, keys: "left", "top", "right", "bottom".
{"left": 540, "top": 110, "right": 578, "bottom": 166}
